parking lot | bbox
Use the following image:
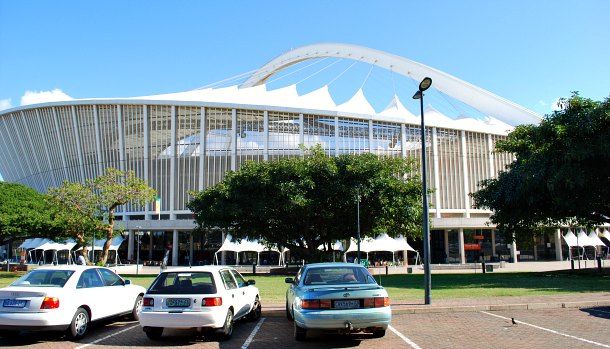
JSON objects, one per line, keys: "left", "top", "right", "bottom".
{"left": 2, "top": 306, "right": 609, "bottom": 349}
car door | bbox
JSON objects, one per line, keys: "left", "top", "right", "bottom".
{"left": 218, "top": 269, "right": 240, "bottom": 316}
{"left": 98, "top": 268, "right": 132, "bottom": 315}
{"left": 230, "top": 269, "right": 255, "bottom": 319}
{"left": 286, "top": 267, "right": 303, "bottom": 311}
{"left": 76, "top": 269, "right": 111, "bottom": 320}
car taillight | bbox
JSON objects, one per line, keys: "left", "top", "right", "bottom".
{"left": 40, "top": 297, "right": 59, "bottom": 309}
{"left": 364, "top": 297, "right": 390, "bottom": 308}
{"left": 143, "top": 297, "right": 154, "bottom": 306}
{"left": 202, "top": 297, "right": 222, "bottom": 306}
{"left": 301, "top": 299, "right": 331, "bottom": 309}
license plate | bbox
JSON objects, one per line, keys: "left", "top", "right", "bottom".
{"left": 166, "top": 298, "right": 190, "bottom": 307}
{"left": 3, "top": 299, "right": 27, "bottom": 308}
{"left": 334, "top": 300, "right": 360, "bottom": 309}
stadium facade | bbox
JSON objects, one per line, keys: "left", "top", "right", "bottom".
{"left": 0, "top": 43, "right": 570, "bottom": 266}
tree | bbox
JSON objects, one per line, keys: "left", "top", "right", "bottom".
{"left": 188, "top": 147, "right": 423, "bottom": 261}
{"left": 48, "top": 168, "right": 156, "bottom": 265}
{"left": 472, "top": 93, "right": 610, "bottom": 240}
{"left": 0, "top": 182, "right": 62, "bottom": 245}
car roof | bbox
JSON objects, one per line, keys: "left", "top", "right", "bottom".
{"left": 30, "top": 265, "right": 107, "bottom": 272}
{"left": 303, "top": 262, "right": 364, "bottom": 269}
{"left": 160, "top": 266, "right": 236, "bottom": 274}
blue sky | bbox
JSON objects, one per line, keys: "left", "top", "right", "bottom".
{"left": 1, "top": 1, "right": 609, "bottom": 181}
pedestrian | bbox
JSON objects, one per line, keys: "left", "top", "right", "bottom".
{"left": 76, "top": 251, "right": 86, "bottom": 265}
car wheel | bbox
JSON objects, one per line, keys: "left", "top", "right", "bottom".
{"left": 0, "top": 330, "right": 19, "bottom": 338}
{"left": 144, "top": 326, "right": 164, "bottom": 340}
{"left": 285, "top": 302, "right": 293, "bottom": 321}
{"left": 294, "top": 322, "right": 306, "bottom": 341}
{"left": 246, "top": 296, "right": 261, "bottom": 321}
{"left": 215, "top": 309, "right": 234, "bottom": 340}
{"left": 131, "top": 295, "right": 143, "bottom": 321}
{"left": 68, "top": 307, "right": 89, "bottom": 339}
{"left": 372, "top": 329, "right": 386, "bottom": 338}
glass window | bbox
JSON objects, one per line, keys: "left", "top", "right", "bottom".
{"left": 303, "top": 267, "right": 376, "bottom": 285}
{"left": 99, "top": 268, "right": 123, "bottom": 286}
{"left": 11, "top": 270, "right": 74, "bottom": 287}
{"left": 147, "top": 271, "right": 217, "bottom": 294}
{"left": 230, "top": 270, "right": 248, "bottom": 287}
{"left": 78, "top": 269, "right": 104, "bottom": 288}
{"left": 219, "top": 269, "right": 237, "bottom": 290}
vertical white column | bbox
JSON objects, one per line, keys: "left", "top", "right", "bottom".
{"left": 169, "top": 106, "right": 176, "bottom": 220}
{"left": 116, "top": 105, "right": 125, "bottom": 172}
{"left": 172, "top": 230, "right": 179, "bottom": 266}
{"left": 263, "top": 110, "right": 269, "bottom": 161}
{"left": 334, "top": 117, "right": 339, "bottom": 156}
{"left": 299, "top": 114, "right": 304, "bottom": 149}
{"left": 52, "top": 107, "right": 69, "bottom": 180}
{"left": 460, "top": 131, "right": 470, "bottom": 217}
{"left": 510, "top": 239, "right": 518, "bottom": 263}
{"left": 35, "top": 109, "right": 56, "bottom": 187}
{"left": 93, "top": 106, "right": 103, "bottom": 176}
{"left": 199, "top": 107, "right": 206, "bottom": 191}
{"left": 554, "top": 229, "right": 563, "bottom": 261}
{"left": 20, "top": 111, "right": 43, "bottom": 190}
{"left": 127, "top": 230, "right": 134, "bottom": 261}
{"left": 459, "top": 228, "right": 465, "bottom": 264}
{"left": 143, "top": 105, "right": 151, "bottom": 220}
{"left": 487, "top": 134, "right": 495, "bottom": 177}
{"left": 400, "top": 124, "right": 407, "bottom": 159}
{"left": 432, "top": 127, "right": 441, "bottom": 218}
{"left": 231, "top": 109, "right": 237, "bottom": 171}
{"left": 368, "top": 120, "right": 373, "bottom": 154}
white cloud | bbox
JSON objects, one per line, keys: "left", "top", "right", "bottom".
{"left": 20, "top": 89, "right": 72, "bottom": 106}
{"left": 0, "top": 98, "right": 12, "bottom": 111}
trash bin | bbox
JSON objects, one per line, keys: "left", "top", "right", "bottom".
{"left": 407, "top": 267, "right": 413, "bottom": 274}
{"left": 485, "top": 264, "right": 494, "bottom": 272}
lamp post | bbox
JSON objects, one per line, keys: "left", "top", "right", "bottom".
{"left": 413, "top": 77, "right": 432, "bottom": 305}
{"left": 135, "top": 226, "right": 143, "bottom": 275}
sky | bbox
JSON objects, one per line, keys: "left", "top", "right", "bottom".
{"left": 1, "top": 0, "right": 609, "bottom": 180}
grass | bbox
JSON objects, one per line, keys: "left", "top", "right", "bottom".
{"left": 3, "top": 269, "right": 609, "bottom": 304}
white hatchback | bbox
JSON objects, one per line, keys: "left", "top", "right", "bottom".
{"left": 139, "top": 266, "right": 261, "bottom": 340}
{"left": 0, "top": 265, "right": 146, "bottom": 339}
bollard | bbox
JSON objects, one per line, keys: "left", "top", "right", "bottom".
{"left": 385, "top": 265, "right": 388, "bottom": 275}
{"left": 482, "top": 261, "right": 486, "bottom": 274}
{"left": 571, "top": 259, "right": 575, "bottom": 270}
{"left": 252, "top": 263, "right": 256, "bottom": 274}
{"left": 597, "top": 257, "right": 602, "bottom": 272}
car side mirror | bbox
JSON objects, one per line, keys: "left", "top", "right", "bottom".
{"left": 285, "top": 277, "right": 294, "bottom": 284}
{"left": 247, "top": 280, "right": 256, "bottom": 285}
{"left": 124, "top": 279, "right": 131, "bottom": 285}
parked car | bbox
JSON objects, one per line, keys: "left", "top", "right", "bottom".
{"left": 138, "top": 266, "right": 261, "bottom": 340}
{"left": 0, "top": 265, "right": 145, "bottom": 339}
{"left": 285, "top": 262, "right": 391, "bottom": 341}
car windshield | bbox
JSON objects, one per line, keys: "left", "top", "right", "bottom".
{"left": 11, "top": 269, "right": 75, "bottom": 288}
{"left": 147, "top": 271, "right": 217, "bottom": 295}
{"left": 303, "top": 266, "right": 377, "bottom": 286}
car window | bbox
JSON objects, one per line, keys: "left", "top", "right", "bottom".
{"left": 294, "top": 267, "right": 303, "bottom": 284}
{"left": 77, "top": 269, "right": 104, "bottom": 288}
{"left": 11, "top": 269, "right": 74, "bottom": 287}
{"left": 230, "top": 270, "right": 248, "bottom": 287}
{"left": 147, "top": 272, "right": 217, "bottom": 294}
{"left": 219, "top": 269, "right": 237, "bottom": 290}
{"left": 303, "top": 267, "right": 376, "bottom": 285}
{"left": 98, "top": 268, "right": 124, "bottom": 286}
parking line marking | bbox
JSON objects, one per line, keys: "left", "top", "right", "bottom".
{"left": 481, "top": 311, "right": 610, "bottom": 348}
{"left": 241, "top": 317, "right": 266, "bottom": 349}
{"left": 73, "top": 323, "right": 140, "bottom": 349}
{"left": 388, "top": 325, "right": 423, "bottom": 349}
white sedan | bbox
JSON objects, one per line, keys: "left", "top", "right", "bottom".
{"left": 139, "top": 266, "right": 261, "bottom": 340}
{"left": 0, "top": 265, "right": 146, "bottom": 339}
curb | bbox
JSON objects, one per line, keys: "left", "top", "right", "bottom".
{"left": 261, "top": 300, "right": 610, "bottom": 317}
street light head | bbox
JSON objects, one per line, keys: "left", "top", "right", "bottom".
{"left": 412, "top": 90, "right": 422, "bottom": 100}
{"left": 419, "top": 77, "right": 432, "bottom": 92}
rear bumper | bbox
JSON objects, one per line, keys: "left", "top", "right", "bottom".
{"left": 0, "top": 312, "right": 69, "bottom": 331}
{"left": 139, "top": 310, "right": 226, "bottom": 329}
{"left": 294, "top": 307, "right": 391, "bottom": 330}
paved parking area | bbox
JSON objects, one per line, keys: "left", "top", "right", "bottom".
{"left": 2, "top": 306, "right": 609, "bottom": 348}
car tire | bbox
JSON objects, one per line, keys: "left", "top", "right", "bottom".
{"left": 285, "top": 302, "right": 293, "bottom": 321}
{"left": 131, "top": 295, "right": 143, "bottom": 321}
{"left": 68, "top": 307, "right": 89, "bottom": 339}
{"left": 246, "top": 296, "right": 261, "bottom": 322}
{"left": 215, "top": 309, "right": 234, "bottom": 341}
{"left": 294, "top": 322, "right": 306, "bottom": 341}
{"left": 372, "top": 329, "right": 386, "bottom": 338}
{"left": 144, "top": 326, "right": 164, "bottom": 340}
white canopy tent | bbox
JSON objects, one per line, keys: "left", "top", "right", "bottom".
{"left": 563, "top": 229, "right": 597, "bottom": 260}
{"left": 75, "top": 236, "right": 125, "bottom": 265}
{"left": 19, "top": 238, "right": 77, "bottom": 264}
{"left": 214, "top": 235, "right": 283, "bottom": 265}
{"left": 345, "top": 234, "right": 418, "bottom": 264}
{"left": 589, "top": 230, "right": 610, "bottom": 256}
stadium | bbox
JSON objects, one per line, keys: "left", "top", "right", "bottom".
{"left": 0, "top": 43, "right": 582, "bottom": 267}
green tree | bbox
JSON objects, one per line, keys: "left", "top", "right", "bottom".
{"left": 48, "top": 168, "right": 156, "bottom": 265}
{"left": 0, "top": 182, "right": 61, "bottom": 245}
{"left": 188, "top": 147, "right": 423, "bottom": 261}
{"left": 472, "top": 93, "right": 610, "bottom": 240}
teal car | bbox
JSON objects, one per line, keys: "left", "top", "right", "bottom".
{"left": 285, "top": 262, "right": 391, "bottom": 341}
